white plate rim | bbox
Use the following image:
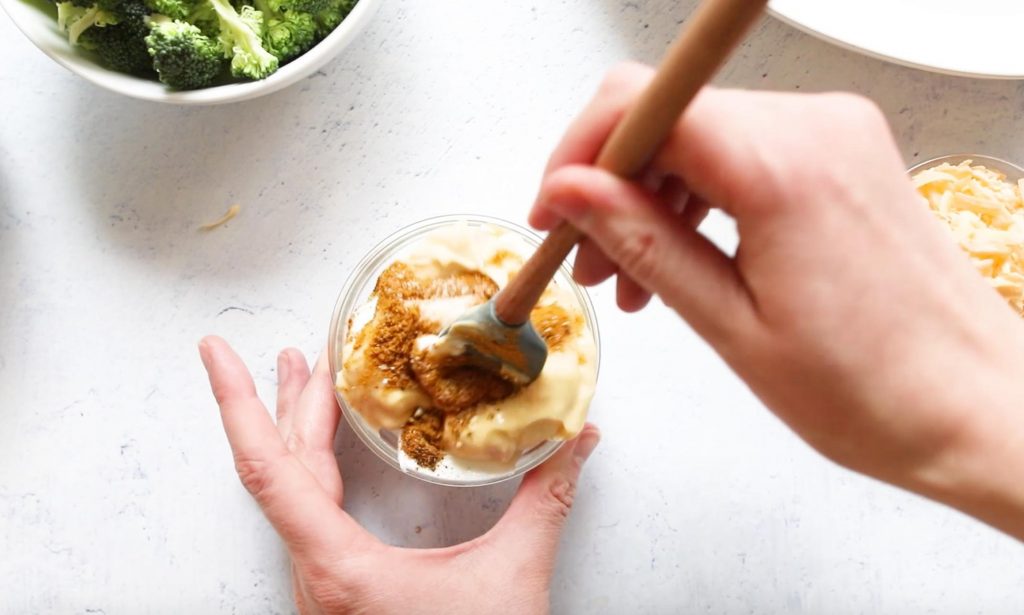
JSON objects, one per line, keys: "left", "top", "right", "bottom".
{"left": 766, "top": 3, "right": 1024, "bottom": 81}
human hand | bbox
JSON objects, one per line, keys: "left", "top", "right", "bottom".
{"left": 530, "top": 64, "right": 1024, "bottom": 538}
{"left": 198, "top": 336, "right": 600, "bottom": 614}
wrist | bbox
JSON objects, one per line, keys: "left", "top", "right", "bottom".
{"left": 906, "top": 389, "right": 1024, "bottom": 540}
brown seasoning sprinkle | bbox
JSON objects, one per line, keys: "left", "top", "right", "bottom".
{"left": 411, "top": 349, "right": 516, "bottom": 414}
{"left": 357, "top": 260, "right": 578, "bottom": 469}
{"left": 530, "top": 303, "right": 579, "bottom": 351}
{"left": 400, "top": 409, "right": 445, "bottom": 470}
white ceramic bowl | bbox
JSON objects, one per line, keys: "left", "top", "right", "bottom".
{"left": 0, "top": 0, "right": 383, "bottom": 104}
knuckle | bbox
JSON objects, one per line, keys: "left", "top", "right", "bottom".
{"left": 285, "top": 430, "right": 307, "bottom": 455}
{"left": 542, "top": 476, "right": 577, "bottom": 520}
{"left": 210, "top": 383, "right": 232, "bottom": 407}
{"left": 234, "top": 455, "right": 276, "bottom": 501}
{"left": 612, "top": 229, "right": 660, "bottom": 283}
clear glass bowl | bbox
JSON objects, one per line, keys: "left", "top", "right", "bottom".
{"left": 328, "top": 215, "right": 601, "bottom": 487}
{"left": 908, "top": 154, "right": 1024, "bottom": 180}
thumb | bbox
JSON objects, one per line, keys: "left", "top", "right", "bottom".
{"left": 486, "top": 424, "right": 601, "bottom": 569}
{"left": 537, "top": 164, "right": 754, "bottom": 344}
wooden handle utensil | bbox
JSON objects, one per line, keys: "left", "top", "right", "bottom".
{"left": 494, "top": 0, "right": 769, "bottom": 325}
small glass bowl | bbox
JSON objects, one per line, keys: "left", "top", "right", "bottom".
{"left": 908, "top": 154, "right": 1024, "bottom": 180}
{"left": 328, "top": 215, "right": 601, "bottom": 487}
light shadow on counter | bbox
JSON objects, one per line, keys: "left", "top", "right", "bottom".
{"left": 335, "top": 417, "right": 522, "bottom": 548}
{"left": 0, "top": 158, "right": 17, "bottom": 366}
{"left": 57, "top": 30, "right": 396, "bottom": 284}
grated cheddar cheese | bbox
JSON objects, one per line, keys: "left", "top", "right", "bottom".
{"left": 199, "top": 204, "right": 241, "bottom": 231}
{"left": 913, "top": 160, "right": 1024, "bottom": 313}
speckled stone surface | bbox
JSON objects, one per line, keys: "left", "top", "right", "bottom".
{"left": 2, "top": 1, "right": 1024, "bottom": 613}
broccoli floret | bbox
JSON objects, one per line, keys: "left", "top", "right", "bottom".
{"left": 145, "top": 17, "right": 223, "bottom": 89}
{"left": 143, "top": 0, "right": 193, "bottom": 19}
{"left": 53, "top": 0, "right": 311, "bottom": 87}
{"left": 96, "top": 0, "right": 148, "bottom": 18}
{"left": 78, "top": 11, "right": 154, "bottom": 74}
{"left": 90, "top": 25, "right": 153, "bottom": 74}
{"left": 56, "top": 2, "right": 118, "bottom": 44}
{"left": 265, "top": 0, "right": 329, "bottom": 16}
{"left": 57, "top": 0, "right": 151, "bottom": 44}
{"left": 313, "top": 0, "right": 355, "bottom": 39}
{"left": 187, "top": 0, "right": 219, "bottom": 37}
{"left": 250, "top": 0, "right": 315, "bottom": 63}
{"left": 205, "top": 0, "right": 278, "bottom": 79}
{"left": 263, "top": 12, "right": 315, "bottom": 62}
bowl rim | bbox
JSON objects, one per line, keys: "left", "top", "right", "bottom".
{"left": 327, "top": 214, "right": 602, "bottom": 488}
{"left": 908, "top": 153, "right": 1024, "bottom": 178}
{"left": 0, "top": 0, "right": 383, "bottom": 105}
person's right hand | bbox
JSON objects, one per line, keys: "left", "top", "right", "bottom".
{"left": 531, "top": 63, "right": 1024, "bottom": 539}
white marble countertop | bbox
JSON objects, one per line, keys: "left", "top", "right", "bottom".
{"left": 3, "top": 1, "right": 1024, "bottom": 612}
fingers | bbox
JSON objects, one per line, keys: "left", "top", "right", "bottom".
{"left": 276, "top": 348, "right": 311, "bottom": 438}
{"left": 616, "top": 273, "right": 652, "bottom": 312}
{"left": 652, "top": 88, "right": 898, "bottom": 222}
{"left": 573, "top": 238, "right": 617, "bottom": 286}
{"left": 570, "top": 174, "right": 704, "bottom": 311}
{"left": 535, "top": 63, "right": 895, "bottom": 229}
{"left": 575, "top": 239, "right": 655, "bottom": 310}
{"left": 199, "top": 336, "right": 366, "bottom": 558}
{"left": 288, "top": 351, "right": 345, "bottom": 504}
{"left": 292, "top": 352, "right": 342, "bottom": 454}
{"left": 655, "top": 175, "right": 690, "bottom": 214}
{"left": 529, "top": 63, "right": 722, "bottom": 319}
{"left": 486, "top": 424, "right": 601, "bottom": 572}
{"left": 537, "top": 165, "right": 755, "bottom": 342}
{"left": 529, "top": 62, "right": 656, "bottom": 231}
{"left": 200, "top": 336, "right": 284, "bottom": 459}
{"left": 682, "top": 195, "right": 710, "bottom": 229}
{"left": 274, "top": 347, "right": 344, "bottom": 503}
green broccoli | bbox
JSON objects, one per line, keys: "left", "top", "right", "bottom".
{"left": 89, "top": 25, "right": 153, "bottom": 74}
{"left": 56, "top": 0, "right": 149, "bottom": 44}
{"left": 266, "top": 0, "right": 329, "bottom": 16}
{"left": 312, "top": 0, "right": 355, "bottom": 39}
{"left": 251, "top": 0, "right": 315, "bottom": 63}
{"left": 41, "top": 0, "right": 354, "bottom": 88}
{"left": 56, "top": 2, "right": 118, "bottom": 44}
{"left": 78, "top": 11, "right": 154, "bottom": 74}
{"left": 145, "top": 17, "right": 223, "bottom": 88}
{"left": 186, "top": 0, "right": 219, "bottom": 37}
{"left": 264, "top": 12, "right": 316, "bottom": 62}
{"left": 205, "top": 0, "right": 278, "bottom": 79}
{"left": 143, "top": 0, "right": 192, "bottom": 20}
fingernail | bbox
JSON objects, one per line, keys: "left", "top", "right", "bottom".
{"left": 573, "top": 427, "right": 601, "bottom": 463}
{"left": 198, "top": 338, "right": 212, "bottom": 369}
{"left": 548, "top": 198, "right": 594, "bottom": 227}
{"left": 277, "top": 351, "right": 290, "bottom": 384}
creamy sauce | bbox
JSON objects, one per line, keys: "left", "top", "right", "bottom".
{"left": 337, "top": 223, "right": 598, "bottom": 467}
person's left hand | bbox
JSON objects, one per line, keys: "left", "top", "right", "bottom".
{"left": 198, "top": 335, "right": 600, "bottom": 615}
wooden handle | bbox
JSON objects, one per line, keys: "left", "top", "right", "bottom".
{"left": 495, "top": 0, "right": 768, "bottom": 325}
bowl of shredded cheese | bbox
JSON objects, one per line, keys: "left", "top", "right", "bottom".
{"left": 911, "top": 155, "right": 1024, "bottom": 313}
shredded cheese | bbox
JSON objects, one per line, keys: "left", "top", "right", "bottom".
{"left": 913, "top": 160, "right": 1024, "bottom": 313}
{"left": 199, "top": 204, "right": 241, "bottom": 231}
